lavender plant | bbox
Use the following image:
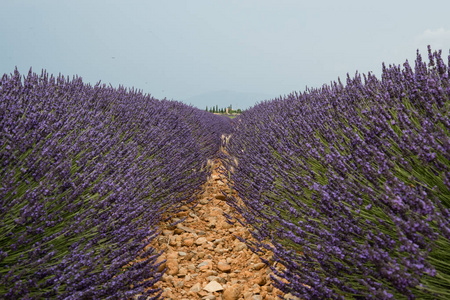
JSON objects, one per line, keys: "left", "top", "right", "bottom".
{"left": 0, "top": 69, "right": 229, "bottom": 299}
{"left": 224, "top": 47, "right": 450, "bottom": 299}
{"left": 161, "top": 99, "right": 233, "bottom": 159}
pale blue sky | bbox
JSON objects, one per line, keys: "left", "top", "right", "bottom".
{"left": 1, "top": 0, "right": 450, "bottom": 109}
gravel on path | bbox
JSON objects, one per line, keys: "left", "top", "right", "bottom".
{"left": 150, "top": 159, "right": 285, "bottom": 300}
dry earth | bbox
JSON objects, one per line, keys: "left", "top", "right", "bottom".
{"left": 151, "top": 159, "right": 286, "bottom": 300}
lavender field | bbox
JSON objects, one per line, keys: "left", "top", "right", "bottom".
{"left": 0, "top": 70, "right": 231, "bottom": 299}
{"left": 223, "top": 47, "right": 450, "bottom": 299}
{"left": 1, "top": 47, "right": 450, "bottom": 299}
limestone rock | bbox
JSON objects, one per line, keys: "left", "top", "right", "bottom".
{"left": 174, "top": 280, "right": 184, "bottom": 288}
{"left": 190, "top": 282, "right": 201, "bottom": 293}
{"left": 198, "top": 260, "right": 212, "bottom": 270}
{"left": 215, "top": 194, "right": 227, "bottom": 200}
{"left": 166, "top": 252, "right": 179, "bottom": 275}
{"left": 203, "top": 280, "right": 224, "bottom": 293}
{"left": 169, "top": 238, "right": 177, "bottom": 246}
{"left": 200, "top": 198, "right": 210, "bottom": 205}
{"left": 252, "top": 263, "right": 266, "bottom": 270}
{"left": 234, "top": 242, "right": 247, "bottom": 251}
{"left": 177, "top": 223, "right": 196, "bottom": 233}
{"left": 195, "top": 237, "right": 207, "bottom": 245}
{"left": 253, "top": 275, "right": 267, "bottom": 286}
{"left": 182, "top": 238, "right": 194, "bottom": 247}
{"left": 223, "top": 284, "right": 242, "bottom": 300}
{"left": 217, "top": 261, "right": 232, "bottom": 273}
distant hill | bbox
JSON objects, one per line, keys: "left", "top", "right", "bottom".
{"left": 182, "top": 90, "right": 276, "bottom": 110}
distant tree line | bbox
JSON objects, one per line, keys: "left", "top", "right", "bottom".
{"left": 205, "top": 105, "right": 242, "bottom": 114}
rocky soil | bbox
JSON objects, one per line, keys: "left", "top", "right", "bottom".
{"left": 152, "top": 159, "right": 284, "bottom": 300}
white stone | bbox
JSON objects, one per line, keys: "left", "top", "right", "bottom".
{"left": 190, "top": 282, "right": 201, "bottom": 293}
{"left": 203, "top": 280, "right": 224, "bottom": 293}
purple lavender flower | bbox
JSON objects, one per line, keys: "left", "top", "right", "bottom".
{"left": 224, "top": 47, "right": 450, "bottom": 299}
{"left": 0, "top": 68, "right": 231, "bottom": 299}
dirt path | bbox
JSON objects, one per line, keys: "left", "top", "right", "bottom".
{"left": 152, "top": 159, "right": 282, "bottom": 300}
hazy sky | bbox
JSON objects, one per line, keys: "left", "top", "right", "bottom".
{"left": 1, "top": 0, "right": 450, "bottom": 109}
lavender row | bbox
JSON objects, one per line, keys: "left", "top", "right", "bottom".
{"left": 224, "top": 47, "right": 450, "bottom": 299}
{"left": 0, "top": 68, "right": 230, "bottom": 299}
{"left": 161, "top": 99, "right": 232, "bottom": 159}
